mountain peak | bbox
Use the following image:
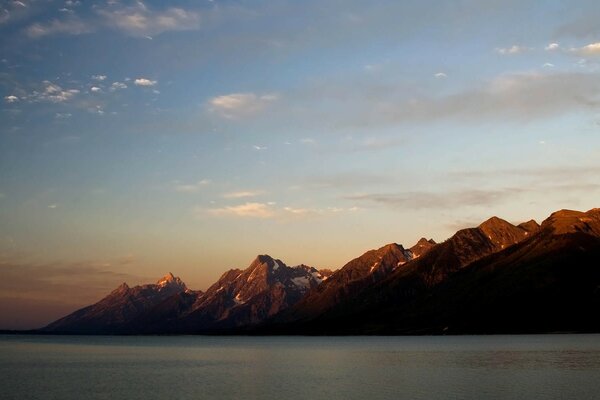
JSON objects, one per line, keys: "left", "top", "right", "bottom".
{"left": 478, "top": 216, "right": 509, "bottom": 229}
{"left": 518, "top": 219, "right": 540, "bottom": 234}
{"left": 410, "top": 237, "right": 436, "bottom": 258}
{"left": 156, "top": 273, "right": 186, "bottom": 290}
{"left": 253, "top": 254, "right": 274, "bottom": 264}
{"left": 541, "top": 208, "right": 600, "bottom": 236}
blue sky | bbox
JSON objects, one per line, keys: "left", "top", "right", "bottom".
{"left": 1, "top": 0, "right": 600, "bottom": 328}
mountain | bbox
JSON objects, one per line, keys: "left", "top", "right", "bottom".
{"left": 43, "top": 273, "right": 191, "bottom": 334}
{"left": 260, "top": 208, "right": 600, "bottom": 334}
{"left": 43, "top": 256, "right": 328, "bottom": 334}
{"left": 273, "top": 240, "right": 434, "bottom": 324}
{"left": 41, "top": 208, "right": 600, "bottom": 335}
{"left": 175, "top": 255, "right": 327, "bottom": 332}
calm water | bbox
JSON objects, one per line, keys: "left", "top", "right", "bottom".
{"left": 1, "top": 334, "right": 599, "bottom": 400}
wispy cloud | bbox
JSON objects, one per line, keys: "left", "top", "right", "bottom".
{"left": 495, "top": 45, "right": 528, "bottom": 55}
{"left": 207, "top": 202, "right": 275, "bottom": 218}
{"left": 25, "top": 17, "right": 91, "bottom": 38}
{"left": 340, "top": 72, "right": 600, "bottom": 126}
{"left": 222, "top": 190, "right": 264, "bottom": 199}
{"left": 208, "top": 93, "right": 279, "bottom": 119}
{"left": 96, "top": 3, "right": 201, "bottom": 37}
{"left": 201, "top": 202, "right": 358, "bottom": 220}
{"left": 174, "top": 179, "right": 211, "bottom": 193}
{"left": 27, "top": 81, "right": 80, "bottom": 103}
{"left": 109, "top": 82, "right": 128, "bottom": 91}
{"left": 4, "top": 95, "right": 19, "bottom": 103}
{"left": 346, "top": 188, "right": 524, "bottom": 210}
{"left": 570, "top": 42, "right": 600, "bottom": 57}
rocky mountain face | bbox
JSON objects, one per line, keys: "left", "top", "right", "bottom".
{"left": 274, "top": 241, "right": 432, "bottom": 323}
{"left": 42, "top": 208, "right": 600, "bottom": 335}
{"left": 176, "top": 255, "right": 327, "bottom": 331}
{"left": 43, "top": 257, "right": 328, "bottom": 334}
{"left": 43, "top": 273, "right": 192, "bottom": 334}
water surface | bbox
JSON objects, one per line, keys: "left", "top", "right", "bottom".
{"left": 1, "top": 334, "right": 599, "bottom": 399}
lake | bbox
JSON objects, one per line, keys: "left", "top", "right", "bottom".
{"left": 1, "top": 334, "right": 599, "bottom": 399}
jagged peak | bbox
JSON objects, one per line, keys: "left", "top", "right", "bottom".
{"left": 156, "top": 272, "right": 186, "bottom": 289}
{"left": 378, "top": 243, "right": 405, "bottom": 253}
{"left": 157, "top": 272, "right": 175, "bottom": 284}
{"left": 413, "top": 237, "right": 436, "bottom": 246}
{"left": 254, "top": 254, "right": 274, "bottom": 262}
{"left": 110, "top": 282, "right": 130, "bottom": 295}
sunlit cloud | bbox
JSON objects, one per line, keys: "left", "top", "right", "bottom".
{"left": 434, "top": 72, "right": 447, "bottom": 78}
{"left": 91, "top": 75, "right": 107, "bottom": 81}
{"left": 208, "top": 93, "right": 279, "bottom": 119}
{"left": 28, "top": 81, "right": 80, "bottom": 103}
{"left": 223, "top": 190, "right": 265, "bottom": 199}
{"left": 201, "top": 202, "right": 359, "bottom": 220}
{"left": 545, "top": 43, "right": 560, "bottom": 51}
{"left": 207, "top": 202, "right": 275, "bottom": 218}
{"left": 570, "top": 42, "right": 600, "bottom": 56}
{"left": 134, "top": 78, "right": 157, "bottom": 86}
{"left": 4, "top": 95, "right": 19, "bottom": 103}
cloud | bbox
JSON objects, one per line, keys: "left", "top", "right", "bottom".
{"left": 91, "top": 75, "right": 107, "bottom": 81}
{"left": 134, "top": 78, "right": 157, "bottom": 86}
{"left": 222, "top": 190, "right": 264, "bottom": 199}
{"left": 174, "top": 179, "right": 211, "bottom": 193}
{"left": 109, "top": 82, "right": 127, "bottom": 91}
{"left": 344, "top": 72, "right": 600, "bottom": 126}
{"left": 495, "top": 45, "right": 528, "bottom": 55}
{"left": 96, "top": 3, "right": 201, "bottom": 37}
{"left": 90, "top": 86, "right": 101, "bottom": 93}
{"left": 346, "top": 188, "right": 524, "bottom": 210}
{"left": 305, "top": 171, "right": 395, "bottom": 189}
{"left": 28, "top": 81, "right": 80, "bottom": 103}
{"left": 448, "top": 164, "right": 600, "bottom": 182}
{"left": 570, "top": 42, "right": 600, "bottom": 56}
{"left": 434, "top": 72, "right": 447, "bottom": 78}
{"left": 208, "top": 92, "right": 279, "bottom": 119}
{"left": 207, "top": 202, "right": 275, "bottom": 218}
{"left": 201, "top": 202, "right": 358, "bottom": 220}
{"left": 25, "top": 17, "right": 91, "bottom": 38}
{"left": 4, "top": 95, "right": 18, "bottom": 103}
{"left": 545, "top": 43, "right": 560, "bottom": 51}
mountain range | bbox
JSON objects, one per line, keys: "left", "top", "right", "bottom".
{"left": 42, "top": 207, "right": 600, "bottom": 335}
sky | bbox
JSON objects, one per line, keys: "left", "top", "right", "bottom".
{"left": 1, "top": 0, "right": 600, "bottom": 329}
